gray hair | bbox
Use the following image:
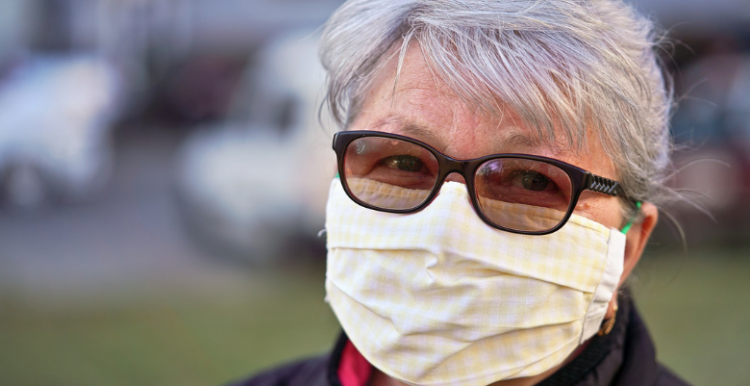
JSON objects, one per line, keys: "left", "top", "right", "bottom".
{"left": 319, "top": 0, "right": 676, "bottom": 215}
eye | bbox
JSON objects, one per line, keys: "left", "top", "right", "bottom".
{"left": 519, "top": 171, "right": 552, "bottom": 191}
{"left": 380, "top": 155, "right": 425, "bottom": 172}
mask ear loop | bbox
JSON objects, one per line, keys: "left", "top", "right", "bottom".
{"left": 598, "top": 201, "right": 641, "bottom": 336}
{"left": 619, "top": 201, "right": 642, "bottom": 234}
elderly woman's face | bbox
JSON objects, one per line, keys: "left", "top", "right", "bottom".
{"left": 348, "top": 45, "right": 657, "bottom": 290}
{"left": 351, "top": 46, "right": 623, "bottom": 228}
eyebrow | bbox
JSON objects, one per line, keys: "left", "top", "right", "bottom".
{"left": 503, "top": 131, "right": 546, "bottom": 150}
{"left": 370, "top": 117, "right": 442, "bottom": 144}
{"left": 401, "top": 123, "right": 442, "bottom": 143}
{"left": 498, "top": 131, "right": 567, "bottom": 159}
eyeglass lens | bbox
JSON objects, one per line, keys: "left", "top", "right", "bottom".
{"left": 342, "top": 136, "right": 573, "bottom": 232}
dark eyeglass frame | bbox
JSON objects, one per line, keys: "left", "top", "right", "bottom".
{"left": 333, "top": 130, "right": 630, "bottom": 235}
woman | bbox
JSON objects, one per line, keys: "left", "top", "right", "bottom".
{"left": 233, "top": 0, "right": 689, "bottom": 385}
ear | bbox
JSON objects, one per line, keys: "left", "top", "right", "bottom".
{"left": 621, "top": 202, "right": 658, "bottom": 285}
{"left": 605, "top": 202, "right": 659, "bottom": 318}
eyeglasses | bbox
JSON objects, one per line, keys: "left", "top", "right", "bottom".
{"left": 333, "top": 131, "right": 630, "bottom": 235}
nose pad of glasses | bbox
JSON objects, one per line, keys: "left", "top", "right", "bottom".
{"left": 444, "top": 172, "right": 467, "bottom": 184}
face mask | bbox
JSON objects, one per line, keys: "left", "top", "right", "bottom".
{"left": 324, "top": 178, "right": 625, "bottom": 386}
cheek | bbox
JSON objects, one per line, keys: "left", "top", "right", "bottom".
{"left": 573, "top": 195, "right": 624, "bottom": 230}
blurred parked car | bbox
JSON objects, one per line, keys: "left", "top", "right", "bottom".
{"left": 176, "top": 30, "right": 336, "bottom": 261}
{"left": 0, "top": 54, "right": 122, "bottom": 209}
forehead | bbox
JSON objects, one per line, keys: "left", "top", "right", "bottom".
{"left": 350, "top": 44, "right": 617, "bottom": 180}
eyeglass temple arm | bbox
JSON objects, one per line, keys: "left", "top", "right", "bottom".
{"left": 584, "top": 173, "right": 627, "bottom": 198}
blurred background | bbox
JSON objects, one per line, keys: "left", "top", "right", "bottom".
{"left": 0, "top": 1, "right": 747, "bottom": 385}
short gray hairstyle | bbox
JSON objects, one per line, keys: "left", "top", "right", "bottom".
{"left": 319, "top": 0, "right": 675, "bottom": 215}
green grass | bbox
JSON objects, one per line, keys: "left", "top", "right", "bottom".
{"left": 1, "top": 247, "right": 748, "bottom": 386}
{"left": 0, "top": 269, "right": 340, "bottom": 386}
{"left": 632, "top": 247, "right": 750, "bottom": 386}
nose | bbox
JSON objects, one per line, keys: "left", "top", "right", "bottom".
{"left": 445, "top": 171, "right": 467, "bottom": 184}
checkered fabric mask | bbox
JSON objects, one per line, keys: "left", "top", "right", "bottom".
{"left": 325, "top": 178, "right": 625, "bottom": 386}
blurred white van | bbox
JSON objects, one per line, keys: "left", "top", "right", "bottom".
{"left": 175, "top": 30, "right": 336, "bottom": 261}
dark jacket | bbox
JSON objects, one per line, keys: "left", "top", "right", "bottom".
{"left": 230, "top": 297, "right": 690, "bottom": 386}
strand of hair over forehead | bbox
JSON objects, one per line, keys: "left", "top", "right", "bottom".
{"left": 320, "top": 0, "right": 676, "bottom": 210}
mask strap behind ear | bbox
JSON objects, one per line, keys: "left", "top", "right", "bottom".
{"left": 620, "top": 201, "right": 642, "bottom": 235}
